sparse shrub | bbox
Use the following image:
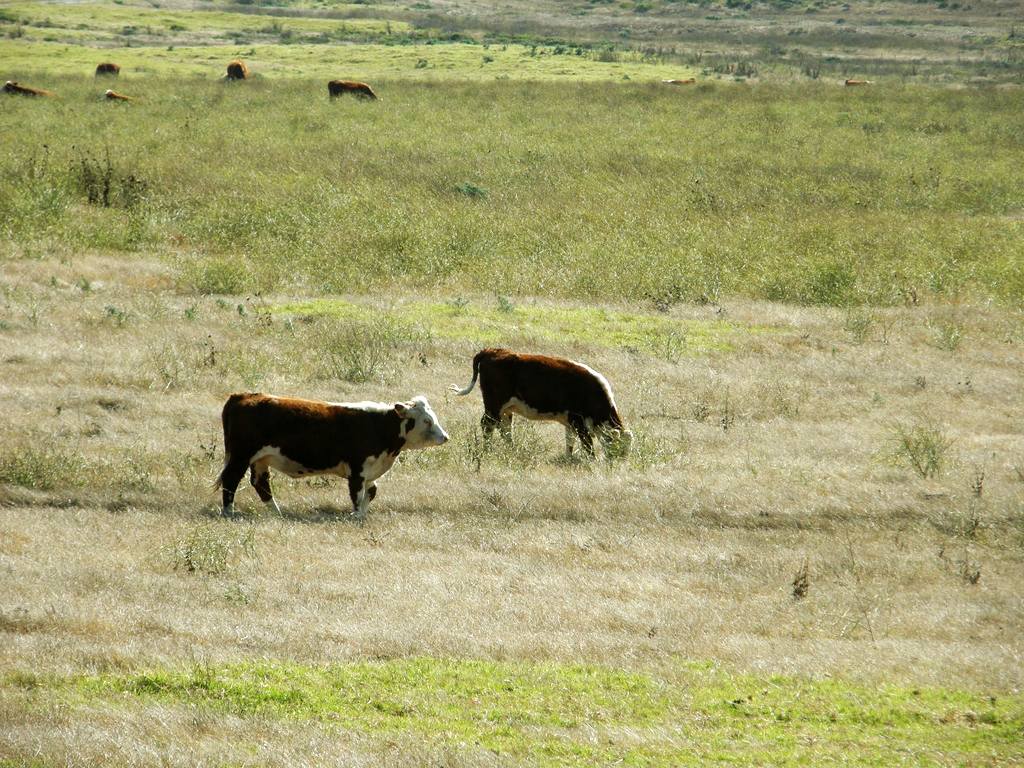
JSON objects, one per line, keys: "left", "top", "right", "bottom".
{"left": 455, "top": 182, "right": 488, "bottom": 199}
{"left": 647, "top": 281, "right": 686, "bottom": 313}
{"left": 313, "top": 315, "right": 430, "bottom": 384}
{"left": 164, "top": 522, "right": 257, "bottom": 576}
{"left": 652, "top": 329, "right": 688, "bottom": 363}
{"left": 415, "top": 58, "right": 428, "bottom": 68}
{"left": 627, "top": 430, "right": 671, "bottom": 470}
{"left": 888, "top": 419, "right": 953, "bottom": 479}
{"left": 959, "top": 559, "right": 981, "bottom": 585}
{"left": 929, "top": 316, "right": 965, "bottom": 351}
{"left": 807, "top": 260, "right": 857, "bottom": 306}
{"left": 178, "top": 256, "right": 250, "bottom": 295}
{"left": 720, "top": 389, "right": 736, "bottom": 431}
{"left": 843, "top": 308, "right": 875, "bottom": 343}
{"left": 71, "top": 146, "right": 148, "bottom": 209}
{"left": 104, "top": 305, "right": 130, "bottom": 327}
{"left": 792, "top": 559, "right": 809, "bottom": 599}
{"left": 0, "top": 444, "right": 85, "bottom": 490}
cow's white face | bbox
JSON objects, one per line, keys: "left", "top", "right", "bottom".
{"left": 396, "top": 396, "right": 449, "bottom": 449}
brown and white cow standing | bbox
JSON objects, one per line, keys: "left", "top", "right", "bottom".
{"left": 216, "top": 393, "right": 448, "bottom": 518}
{"left": 450, "top": 348, "right": 632, "bottom": 459}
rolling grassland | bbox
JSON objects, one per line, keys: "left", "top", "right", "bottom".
{"left": 1, "top": 3, "right": 1023, "bottom": 765}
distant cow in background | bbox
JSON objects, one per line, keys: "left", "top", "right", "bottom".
{"left": 662, "top": 78, "right": 696, "bottom": 85}
{"left": 226, "top": 60, "right": 249, "bottom": 80}
{"left": 328, "top": 80, "right": 378, "bottom": 99}
{"left": 4, "top": 81, "right": 54, "bottom": 97}
{"left": 95, "top": 62, "right": 120, "bottom": 77}
{"left": 450, "top": 348, "right": 632, "bottom": 459}
{"left": 216, "top": 393, "right": 448, "bottom": 518}
{"left": 105, "top": 89, "right": 132, "bottom": 101}
{"left": 844, "top": 79, "right": 872, "bottom": 86}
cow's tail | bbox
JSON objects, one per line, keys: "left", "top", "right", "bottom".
{"left": 448, "top": 351, "right": 484, "bottom": 396}
{"left": 213, "top": 393, "right": 246, "bottom": 488}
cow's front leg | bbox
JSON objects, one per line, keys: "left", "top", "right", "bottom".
{"left": 564, "top": 425, "right": 576, "bottom": 457}
{"left": 348, "top": 474, "right": 371, "bottom": 519}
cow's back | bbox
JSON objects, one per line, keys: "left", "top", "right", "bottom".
{"left": 480, "top": 351, "right": 618, "bottom": 421}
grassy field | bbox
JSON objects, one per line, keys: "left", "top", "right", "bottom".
{"left": 2, "top": 78, "right": 1022, "bottom": 306}
{"left": 2, "top": 1, "right": 1024, "bottom": 765}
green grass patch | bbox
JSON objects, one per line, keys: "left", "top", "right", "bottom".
{"left": 274, "top": 297, "right": 746, "bottom": 355}
{"left": 11, "top": 658, "right": 1022, "bottom": 766}
{"left": 1, "top": 77, "right": 1021, "bottom": 308}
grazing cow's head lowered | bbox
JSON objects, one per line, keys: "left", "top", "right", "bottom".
{"left": 328, "top": 79, "right": 378, "bottom": 99}
{"left": 226, "top": 60, "right": 249, "bottom": 80}
{"left": 216, "top": 393, "right": 448, "bottom": 519}
{"left": 450, "top": 348, "right": 632, "bottom": 460}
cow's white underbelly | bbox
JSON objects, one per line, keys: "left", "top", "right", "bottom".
{"left": 249, "top": 446, "right": 397, "bottom": 483}
{"left": 249, "top": 446, "right": 352, "bottom": 479}
{"left": 501, "top": 397, "right": 569, "bottom": 425}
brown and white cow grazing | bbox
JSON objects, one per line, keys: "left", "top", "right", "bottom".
{"left": 226, "top": 60, "right": 249, "bottom": 80}
{"left": 4, "top": 81, "right": 54, "bottom": 97}
{"left": 450, "top": 348, "right": 632, "bottom": 459}
{"left": 844, "top": 79, "right": 872, "bottom": 86}
{"left": 216, "top": 393, "right": 448, "bottom": 518}
{"left": 104, "top": 89, "right": 132, "bottom": 102}
{"left": 328, "top": 79, "right": 378, "bottom": 100}
{"left": 662, "top": 78, "right": 696, "bottom": 85}
{"left": 95, "top": 62, "right": 120, "bottom": 77}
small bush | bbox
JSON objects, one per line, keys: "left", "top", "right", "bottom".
{"left": 888, "top": 419, "right": 953, "bottom": 479}
{"left": 71, "top": 147, "right": 148, "bottom": 209}
{"left": 929, "top": 317, "right": 964, "bottom": 351}
{"left": 313, "top": 315, "right": 430, "bottom": 384}
{"left": 164, "top": 522, "right": 257, "bottom": 576}
{"left": 0, "top": 445, "right": 85, "bottom": 490}
{"left": 843, "top": 308, "right": 875, "bottom": 343}
{"left": 178, "top": 256, "right": 250, "bottom": 295}
{"left": 455, "top": 182, "right": 488, "bottom": 199}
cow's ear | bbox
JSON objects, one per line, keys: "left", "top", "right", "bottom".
{"left": 394, "top": 402, "right": 409, "bottom": 418}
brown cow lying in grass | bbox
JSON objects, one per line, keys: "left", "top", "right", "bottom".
{"left": 104, "top": 89, "right": 132, "bottom": 102}
{"left": 328, "top": 80, "right": 378, "bottom": 100}
{"left": 450, "top": 348, "right": 632, "bottom": 459}
{"left": 4, "top": 81, "right": 54, "bottom": 97}
{"left": 662, "top": 78, "right": 696, "bottom": 85}
{"left": 95, "top": 62, "right": 120, "bottom": 76}
{"left": 226, "top": 60, "right": 249, "bottom": 80}
{"left": 844, "top": 79, "right": 872, "bottom": 86}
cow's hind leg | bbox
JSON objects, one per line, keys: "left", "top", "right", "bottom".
{"left": 218, "top": 456, "right": 249, "bottom": 516}
{"left": 564, "top": 425, "right": 576, "bottom": 457}
{"left": 498, "top": 413, "right": 513, "bottom": 445}
{"left": 249, "top": 462, "right": 281, "bottom": 514}
{"left": 481, "top": 413, "right": 498, "bottom": 447}
{"left": 569, "top": 415, "right": 595, "bottom": 458}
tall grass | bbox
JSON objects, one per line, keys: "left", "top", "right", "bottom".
{"left": 1, "top": 78, "right": 1021, "bottom": 307}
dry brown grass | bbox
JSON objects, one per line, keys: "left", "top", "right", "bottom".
{"left": 1, "top": 253, "right": 1023, "bottom": 763}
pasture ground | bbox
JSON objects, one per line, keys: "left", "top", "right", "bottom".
{"left": 1, "top": 3, "right": 1023, "bottom": 764}
{"left": 1, "top": 250, "right": 1022, "bottom": 765}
